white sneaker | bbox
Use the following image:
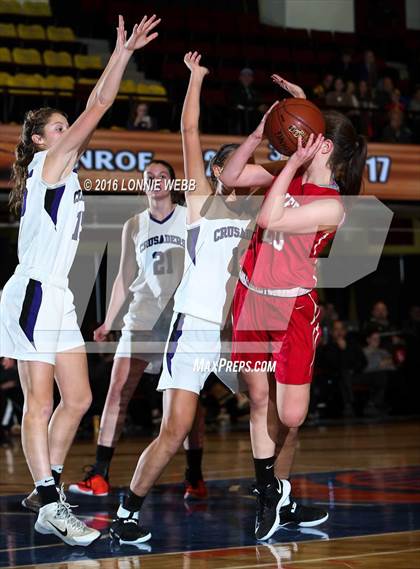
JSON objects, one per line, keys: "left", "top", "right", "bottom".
{"left": 35, "top": 500, "right": 100, "bottom": 546}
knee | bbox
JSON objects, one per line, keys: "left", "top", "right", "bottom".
{"left": 61, "top": 391, "right": 92, "bottom": 415}
{"left": 23, "top": 396, "right": 54, "bottom": 422}
{"left": 160, "top": 419, "right": 191, "bottom": 453}
{"left": 278, "top": 409, "right": 306, "bottom": 429}
{"left": 248, "top": 387, "right": 269, "bottom": 414}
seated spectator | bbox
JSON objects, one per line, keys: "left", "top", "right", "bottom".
{"left": 365, "top": 300, "right": 394, "bottom": 335}
{"left": 386, "top": 88, "right": 405, "bottom": 113}
{"left": 362, "top": 329, "right": 395, "bottom": 417}
{"left": 408, "top": 86, "right": 420, "bottom": 143}
{"left": 382, "top": 110, "right": 412, "bottom": 144}
{"left": 374, "top": 76, "right": 394, "bottom": 109}
{"left": 325, "top": 77, "right": 354, "bottom": 109}
{"left": 357, "top": 79, "right": 375, "bottom": 136}
{"left": 318, "top": 320, "right": 367, "bottom": 417}
{"left": 313, "top": 73, "right": 334, "bottom": 102}
{"left": 230, "top": 68, "right": 265, "bottom": 134}
{"left": 359, "top": 49, "right": 379, "bottom": 89}
{"left": 128, "top": 102, "right": 157, "bottom": 131}
{"left": 334, "top": 51, "right": 356, "bottom": 82}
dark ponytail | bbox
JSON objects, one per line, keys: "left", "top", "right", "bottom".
{"left": 10, "top": 107, "right": 63, "bottom": 214}
{"left": 210, "top": 143, "right": 240, "bottom": 189}
{"left": 323, "top": 110, "right": 367, "bottom": 196}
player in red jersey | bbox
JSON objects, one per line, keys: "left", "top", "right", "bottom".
{"left": 221, "top": 89, "right": 367, "bottom": 540}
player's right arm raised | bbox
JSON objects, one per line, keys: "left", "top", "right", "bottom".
{"left": 43, "top": 14, "right": 160, "bottom": 185}
{"left": 181, "top": 51, "right": 212, "bottom": 222}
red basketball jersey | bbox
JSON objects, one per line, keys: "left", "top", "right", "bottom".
{"left": 241, "top": 175, "right": 342, "bottom": 291}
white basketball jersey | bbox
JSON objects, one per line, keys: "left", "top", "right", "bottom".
{"left": 125, "top": 205, "right": 186, "bottom": 322}
{"left": 17, "top": 150, "right": 85, "bottom": 280}
{"left": 173, "top": 197, "right": 253, "bottom": 325}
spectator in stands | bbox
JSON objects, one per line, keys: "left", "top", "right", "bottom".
{"left": 374, "top": 76, "right": 394, "bottom": 109}
{"left": 365, "top": 300, "right": 394, "bottom": 335}
{"left": 357, "top": 79, "right": 375, "bottom": 136}
{"left": 335, "top": 51, "right": 356, "bottom": 82}
{"left": 313, "top": 73, "right": 334, "bottom": 102}
{"left": 362, "top": 329, "right": 394, "bottom": 417}
{"left": 230, "top": 67, "right": 264, "bottom": 134}
{"left": 387, "top": 88, "right": 405, "bottom": 113}
{"left": 382, "top": 110, "right": 412, "bottom": 144}
{"left": 325, "top": 77, "right": 353, "bottom": 109}
{"left": 128, "top": 102, "right": 157, "bottom": 131}
{"left": 318, "top": 320, "right": 366, "bottom": 417}
{"left": 408, "top": 86, "right": 420, "bottom": 142}
{"left": 359, "top": 49, "right": 379, "bottom": 89}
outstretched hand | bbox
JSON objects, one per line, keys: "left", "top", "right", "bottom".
{"left": 124, "top": 14, "right": 161, "bottom": 51}
{"left": 113, "top": 14, "right": 127, "bottom": 56}
{"left": 184, "top": 51, "right": 209, "bottom": 78}
{"left": 272, "top": 74, "right": 306, "bottom": 99}
{"left": 251, "top": 100, "right": 279, "bottom": 141}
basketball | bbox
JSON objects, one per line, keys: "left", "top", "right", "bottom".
{"left": 264, "top": 98, "right": 326, "bottom": 156}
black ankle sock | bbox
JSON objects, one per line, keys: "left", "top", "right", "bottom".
{"left": 94, "top": 445, "right": 115, "bottom": 479}
{"left": 185, "top": 448, "right": 203, "bottom": 486}
{"left": 254, "top": 456, "right": 276, "bottom": 488}
{"left": 36, "top": 478, "right": 59, "bottom": 506}
{"left": 123, "top": 489, "right": 145, "bottom": 513}
{"left": 51, "top": 466, "right": 63, "bottom": 486}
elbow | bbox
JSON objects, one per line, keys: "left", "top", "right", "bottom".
{"left": 180, "top": 124, "right": 199, "bottom": 135}
{"left": 93, "top": 92, "right": 112, "bottom": 111}
{"left": 219, "top": 171, "right": 234, "bottom": 187}
{"left": 257, "top": 211, "right": 284, "bottom": 230}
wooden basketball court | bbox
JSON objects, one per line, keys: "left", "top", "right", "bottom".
{"left": 1, "top": 421, "right": 420, "bottom": 568}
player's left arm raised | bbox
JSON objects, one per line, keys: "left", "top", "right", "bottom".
{"left": 43, "top": 14, "right": 160, "bottom": 185}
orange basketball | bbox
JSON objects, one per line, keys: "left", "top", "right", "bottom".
{"left": 264, "top": 98, "right": 325, "bottom": 156}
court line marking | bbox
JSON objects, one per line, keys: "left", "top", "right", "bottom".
{"left": 212, "top": 546, "right": 420, "bottom": 568}
{"left": 2, "top": 530, "right": 420, "bottom": 569}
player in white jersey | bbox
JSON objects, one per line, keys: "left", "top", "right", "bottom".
{"left": 67, "top": 160, "right": 208, "bottom": 502}
{"left": 108, "top": 51, "right": 259, "bottom": 545}
{"left": 0, "top": 15, "right": 161, "bottom": 546}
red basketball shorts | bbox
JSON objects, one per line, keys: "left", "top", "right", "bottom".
{"left": 231, "top": 281, "right": 321, "bottom": 385}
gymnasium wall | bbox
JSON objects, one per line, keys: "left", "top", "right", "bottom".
{"left": 258, "top": 0, "right": 355, "bottom": 32}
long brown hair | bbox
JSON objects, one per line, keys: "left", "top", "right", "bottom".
{"left": 10, "top": 107, "right": 64, "bottom": 214}
{"left": 323, "top": 110, "right": 367, "bottom": 196}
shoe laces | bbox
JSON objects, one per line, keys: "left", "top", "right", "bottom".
{"left": 254, "top": 483, "right": 280, "bottom": 519}
{"left": 56, "top": 492, "right": 85, "bottom": 533}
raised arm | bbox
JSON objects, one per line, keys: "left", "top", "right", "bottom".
{"left": 181, "top": 51, "right": 212, "bottom": 222}
{"left": 94, "top": 217, "right": 138, "bottom": 341}
{"left": 43, "top": 14, "right": 160, "bottom": 185}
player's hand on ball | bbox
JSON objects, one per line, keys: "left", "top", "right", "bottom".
{"left": 93, "top": 323, "right": 110, "bottom": 342}
{"left": 251, "top": 100, "right": 279, "bottom": 141}
{"left": 184, "top": 51, "right": 209, "bottom": 78}
{"left": 289, "top": 133, "right": 324, "bottom": 167}
{"left": 124, "top": 14, "right": 160, "bottom": 51}
{"left": 271, "top": 74, "right": 306, "bottom": 99}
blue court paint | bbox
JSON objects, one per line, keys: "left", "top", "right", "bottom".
{"left": 0, "top": 466, "right": 420, "bottom": 567}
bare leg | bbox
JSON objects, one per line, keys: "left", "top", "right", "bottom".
{"left": 130, "top": 388, "right": 199, "bottom": 496}
{"left": 98, "top": 357, "right": 149, "bottom": 447}
{"left": 48, "top": 346, "right": 92, "bottom": 466}
{"left": 241, "top": 370, "right": 276, "bottom": 458}
{"left": 183, "top": 400, "right": 205, "bottom": 450}
{"left": 18, "top": 360, "right": 55, "bottom": 481}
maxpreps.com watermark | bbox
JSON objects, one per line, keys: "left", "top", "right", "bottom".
{"left": 83, "top": 178, "right": 197, "bottom": 192}
{"left": 193, "top": 358, "right": 276, "bottom": 373}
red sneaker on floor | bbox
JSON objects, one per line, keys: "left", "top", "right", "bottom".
{"left": 184, "top": 479, "right": 208, "bottom": 500}
{"left": 68, "top": 472, "right": 110, "bottom": 496}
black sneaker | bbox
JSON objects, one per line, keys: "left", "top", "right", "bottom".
{"left": 280, "top": 499, "right": 329, "bottom": 527}
{"left": 109, "top": 513, "right": 151, "bottom": 545}
{"left": 253, "top": 478, "right": 291, "bottom": 541}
